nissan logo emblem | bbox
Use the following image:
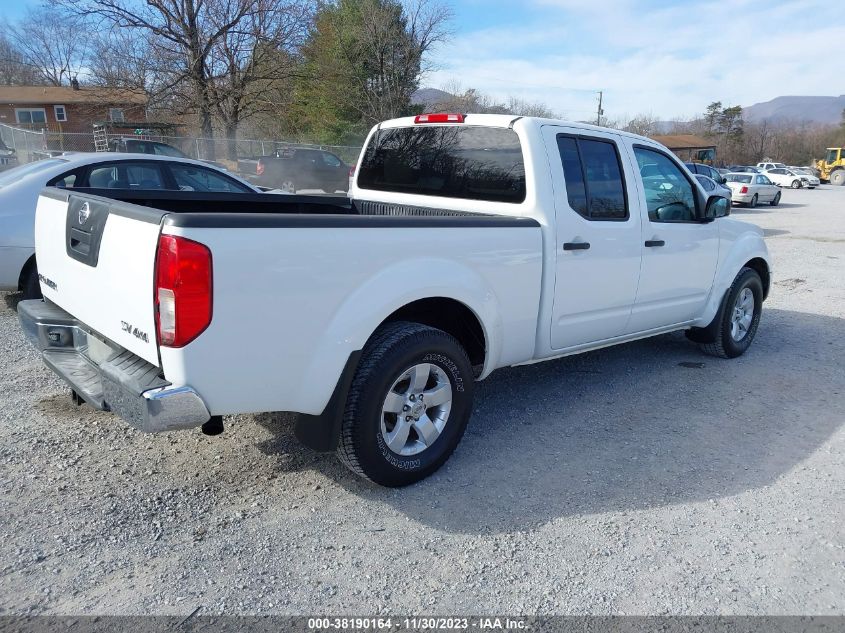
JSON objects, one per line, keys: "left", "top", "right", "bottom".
{"left": 78, "top": 202, "right": 90, "bottom": 225}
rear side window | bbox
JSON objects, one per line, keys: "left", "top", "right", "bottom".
{"left": 357, "top": 125, "right": 526, "bottom": 203}
{"left": 556, "top": 135, "right": 627, "bottom": 220}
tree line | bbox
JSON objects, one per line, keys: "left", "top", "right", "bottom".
{"left": 621, "top": 102, "right": 845, "bottom": 166}
{"left": 1, "top": 0, "right": 457, "bottom": 158}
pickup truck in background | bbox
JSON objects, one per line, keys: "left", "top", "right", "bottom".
{"left": 252, "top": 147, "right": 350, "bottom": 193}
{"left": 19, "top": 114, "right": 771, "bottom": 487}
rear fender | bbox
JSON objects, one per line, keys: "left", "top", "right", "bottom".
{"left": 297, "top": 257, "right": 501, "bottom": 416}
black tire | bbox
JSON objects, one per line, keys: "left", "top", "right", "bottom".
{"left": 337, "top": 321, "right": 475, "bottom": 487}
{"left": 770, "top": 192, "right": 781, "bottom": 206}
{"left": 790, "top": 179, "right": 801, "bottom": 189}
{"left": 748, "top": 194, "right": 758, "bottom": 208}
{"left": 21, "top": 264, "right": 41, "bottom": 301}
{"left": 831, "top": 170, "right": 845, "bottom": 187}
{"left": 697, "top": 267, "right": 763, "bottom": 359}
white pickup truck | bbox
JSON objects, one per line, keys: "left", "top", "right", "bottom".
{"left": 19, "top": 114, "right": 771, "bottom": 487}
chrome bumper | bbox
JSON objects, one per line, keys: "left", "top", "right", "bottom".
{"left": 18, "top": 299, "right": 210, "bottom": 433}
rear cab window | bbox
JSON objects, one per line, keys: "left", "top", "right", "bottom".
{"left": 357, "top": 125, "right": 526, "bottom": 203}
{"left": 556, "top": 134, "right": 627, "bottom": 220}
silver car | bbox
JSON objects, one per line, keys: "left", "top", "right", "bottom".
{"left": 724, "top": 173, "right": 781, "bottom": 207}
{"left": 695, "top": 174, "right": 732, "bottom": 201}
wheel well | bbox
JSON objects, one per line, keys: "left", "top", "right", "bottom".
{"left": 381, "top": 297, "right": 486, "bottom": 368}
{"left": 744, "top": 257, "right": 770, "bottom": 299}
{"left": 18, "top": 255, "right": 36, "bottom": 291}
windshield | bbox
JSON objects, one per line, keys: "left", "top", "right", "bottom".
{"left": 726, "top": 174, "right": 752, "bottom": 183}
{"left": 0, "top": 158, "right": 67, "bottom": 187}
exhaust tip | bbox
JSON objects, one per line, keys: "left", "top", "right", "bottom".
{"left": 201, "top": 416, "right": 224, "bottom": 436}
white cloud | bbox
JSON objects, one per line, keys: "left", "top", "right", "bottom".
{"left": 427, "top": 0, "right": 845, "bottom": 121}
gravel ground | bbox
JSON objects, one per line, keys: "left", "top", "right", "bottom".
{"left": 1, "top": 186, "right": 843, "bottom": 616}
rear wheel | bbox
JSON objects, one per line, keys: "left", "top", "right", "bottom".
{"left": 770, "top": 192, "right": 781, "bottom": 206}
{"left": 337, "top": 321, "right": 475, "bottom": 487}
{"left": 831, "top": 170, "right": 845, "bottom": 187}
{"left": 790, "top": 179, "right": 801, "bottom": 189}
{"left": 748, "top": 194, "right": 758, "bottom": 208}
{"left": 696, "top": 267, "right": 763, "bottom": 359}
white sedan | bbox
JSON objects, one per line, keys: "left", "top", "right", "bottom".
{"left": 789, "top": 167, "right": 821, "bottom": 188}
{"left": 765, "top": 167, "right": 813, "bottom": 189}
{"left": 724, "top": 173, "right": 781, "bottom": 207}
{"left": 0, "top": 153, "right": 259, "bottom": 299}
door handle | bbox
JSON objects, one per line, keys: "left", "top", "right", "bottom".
{"left": 644, "top": 240, "right": 665, "bottom": 247}
{"left": 563, "top": 242, "right": 590, "bottom": 251}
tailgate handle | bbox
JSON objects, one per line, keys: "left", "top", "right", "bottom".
{"left": 644, "top": 240, "right": 665, "bottom": 247}
{"left": 69, "top": 227, "right": 92, "bottom": 255}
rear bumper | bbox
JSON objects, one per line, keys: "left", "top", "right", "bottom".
{"left": 18, "top": 299, "right": 211, "bottom": 432}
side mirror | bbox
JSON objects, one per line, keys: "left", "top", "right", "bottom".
{"left": 720, "top": 176, "right": 727, "bottom": 185}
{"left": 705, "top": 195, "right": 731, "bottom": 219}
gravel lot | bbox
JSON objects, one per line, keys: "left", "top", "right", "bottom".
{"left": 1, "top": 186, "right": 843, "bottom": 616}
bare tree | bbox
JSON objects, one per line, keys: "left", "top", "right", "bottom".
{"left": 0, "top": 32, "right": 44, "bottom": 85}
{"left": 505, "top": 96, "right": 557, "bottom": 118}
{"left": 207, "top": 0, "right": 312, "bottom": 159}
{"left": 88, "top": 26, "right": 156, "bottom": 91}
{"left": 62, "top": 0, "right": 263, "bottom": 158}
{"left": 624, "top": 113, "right": 661, "bottom": 136}
{"left": 9, "top": 6, "right": 89, "bottom": 86}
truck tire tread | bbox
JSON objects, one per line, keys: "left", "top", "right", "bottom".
{"left": 698, "top": 267, "right": 762, "bottom": 359}
{"left": 336, "top": 321, "right": 473, "bottom": 486}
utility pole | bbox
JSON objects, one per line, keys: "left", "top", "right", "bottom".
{"left": 596, "top": 91, "right": 604, "bottom": 126}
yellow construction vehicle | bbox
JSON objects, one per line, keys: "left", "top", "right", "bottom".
{"left": 815, "top": 148, "right": 845, "bottom": 186}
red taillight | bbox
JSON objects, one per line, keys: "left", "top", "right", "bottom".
{"left": 740, "top": 186, "right": 748, "bottom": 194}
{"left": 154, "top": 235, "right": 212, "bottom": 348}
{"left": 256, "top": 161, "right": 265, "bottom": 176}
{"left": 414, "top": 113, "right": 464, "bottom": 124}
{"left": 349, "top": 163, "right": 356, "bottom": 178}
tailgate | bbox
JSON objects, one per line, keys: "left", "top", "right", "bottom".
{"left": 34, "top": 189, "right": 166, "bottom": 366}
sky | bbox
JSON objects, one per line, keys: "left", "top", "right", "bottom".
{"left": 427, "top": 0, "right": 845, "bottom": 122}
{"left": 2, "top": 0, "right": 843, "bottom": 122}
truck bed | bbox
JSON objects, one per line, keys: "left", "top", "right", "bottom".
{"left": 55, "top": 188, "right": 536, "bottom": 223}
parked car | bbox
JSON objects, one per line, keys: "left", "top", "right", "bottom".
{"left": 764, "top": 167, "right": 813, "bottom": 189}
{"left": 0, "top": 153, "right": 259, "bottom": 299}
{"left": 724, "top": 173, "right": 781, "bottom": 207}
{"left": 757, "top": 161, "right": 787, "bottom": 172}
{"left": 108, "top": 137, "right": 188, "bottom": 158}
{"left": 685, "top": 162, "right": 728, "bottom": 184}
{"left": 695, "top": 174, "right": 733, "bottom": 201}
{"left": 255, "top": 148, "right": 350, "bottom": 193}
{"left": 727, "top": 165, "right": 761, "bottom": 173}
{"left": 788, "top": 167, "right": 821, "bottom": 187}
{"left": 109, "top": 137, "right": 227, "bottom": 171}
{"left": 18, "top": 113, "right": 771, "bottom": 487}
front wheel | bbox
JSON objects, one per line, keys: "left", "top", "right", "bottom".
{"left": 791, "top": 180, "right": 801, "bottom": 189}
{"left": 697, "top": 267, "right": 763, "bottom": 359}
{"left": 337, "top": 321, "right": 475, "bottom": 487}
{"left": 770, "top": 192, "right": 781, "bottom": 206}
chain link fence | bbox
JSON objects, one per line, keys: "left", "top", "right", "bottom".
{"left": 0, "top": 123, "right": 50, "bottom": 167}
{"left": 0, "top": 123, "right": 362, "bottom": 179}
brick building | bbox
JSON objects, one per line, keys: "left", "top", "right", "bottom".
{"left": 0, "top": 83, "right": 148, "bottom": 151}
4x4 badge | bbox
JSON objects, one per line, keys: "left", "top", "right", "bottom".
{"left": 78, "top": 202, "right": 90, "bottom": 225}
